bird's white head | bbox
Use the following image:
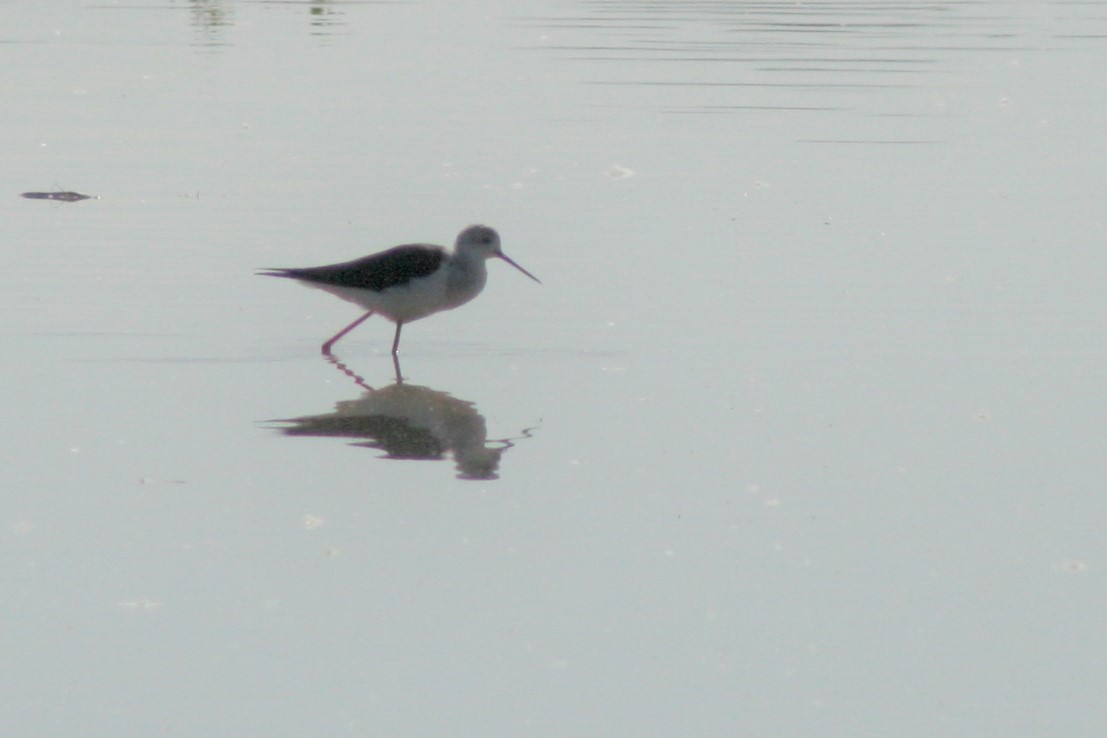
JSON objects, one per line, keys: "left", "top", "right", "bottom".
{"left": 456, "top": 225, "right": 503, "bottom": 258}
{"left": 456, "top": 225, "right": 541, "bottom": 284}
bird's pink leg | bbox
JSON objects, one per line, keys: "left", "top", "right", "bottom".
{"left": 321, "top": 310, "right": 375, "bottom": 354}
{"left": 390, "top": 322, "right": 404, "bottom": 355}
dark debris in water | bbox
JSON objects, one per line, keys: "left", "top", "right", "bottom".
{"left": 20, "top": 191, "right": 94, "bottom": 202}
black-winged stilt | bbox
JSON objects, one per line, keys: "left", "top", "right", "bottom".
{"left": 259, "top": 225, "right": 540, "bottom": 355}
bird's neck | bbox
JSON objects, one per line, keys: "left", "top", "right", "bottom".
{"left": 445, "top": 255, "right": 489, "bottom": 304}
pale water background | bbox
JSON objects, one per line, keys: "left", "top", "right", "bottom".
{"left": 4, "top": 1, "right": 1107, "bottom": 736}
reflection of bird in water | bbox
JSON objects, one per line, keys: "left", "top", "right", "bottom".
{"left": 272, "top": 356, "right": 534, "bottom": 480}
{"left": 258, "top": 225, "right": 540, "bottom": 355}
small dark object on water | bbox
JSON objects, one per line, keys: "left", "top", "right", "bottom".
{"left": 21, "top": 191, "right": 94, "bottom": 202}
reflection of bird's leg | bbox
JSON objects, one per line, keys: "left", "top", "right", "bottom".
{"left": 323, "top": 353, "right": 375, "bottom": 392}
{"left": 321, "top": 310, "right": 375, "bottom": 354}
{"left": 391, "top": 322, "right": 404, "bottom": 355}
{"left": 392, "top": 353, "right": 404, "bottom": 385}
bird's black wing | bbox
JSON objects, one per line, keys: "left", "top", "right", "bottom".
{"left": 260, "top": 245, "right": 446, "bottom": 292}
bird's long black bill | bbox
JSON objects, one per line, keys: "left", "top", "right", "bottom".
{"left": 499, "top": 253, "right": 542, "bottom": 284}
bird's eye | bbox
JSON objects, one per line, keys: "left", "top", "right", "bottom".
{"left": 481, "top": 234, "right": 492, "bottom": 244}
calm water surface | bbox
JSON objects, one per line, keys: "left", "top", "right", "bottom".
{"left": 4, "top": 1, "right": 1107, "bottom": 736}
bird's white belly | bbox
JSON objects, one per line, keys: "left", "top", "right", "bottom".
{"left": 304, "top": 264, "right": 485, "bottom": 324}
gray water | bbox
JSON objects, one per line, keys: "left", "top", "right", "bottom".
{"left": 4, "top": 1, "right": 1107, "bottom": 736}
